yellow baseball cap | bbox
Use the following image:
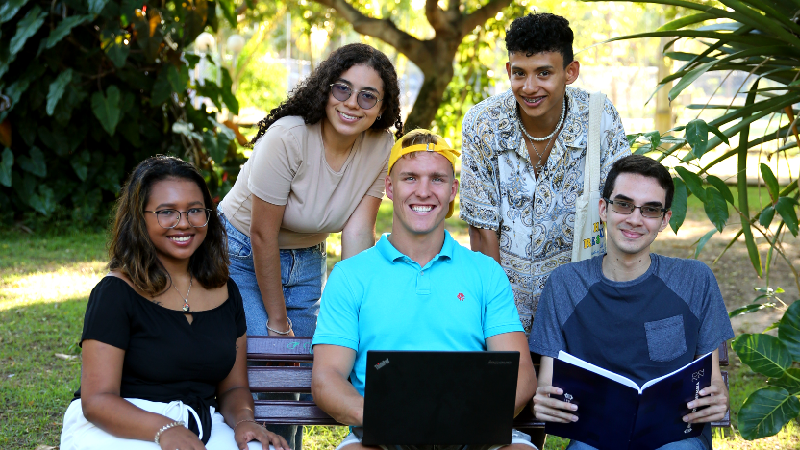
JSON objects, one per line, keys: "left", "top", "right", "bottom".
{"left": 387, "top": 130, "right": 461, "bottom": 218}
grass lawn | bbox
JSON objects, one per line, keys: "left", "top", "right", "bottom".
{"left": 2, "top": 187, "right": 799, "bottom": 449}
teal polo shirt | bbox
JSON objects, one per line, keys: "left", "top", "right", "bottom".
{"left": 312, "top": 230, "right": 524, "bottom": 396}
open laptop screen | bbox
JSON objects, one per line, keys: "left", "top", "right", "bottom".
{"left": 362, "top": 350, "right": 519, "bottom": 446}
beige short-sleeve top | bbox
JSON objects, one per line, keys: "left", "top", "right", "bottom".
{"left": 219, "top": 116, "right": 392, "bottom": 249}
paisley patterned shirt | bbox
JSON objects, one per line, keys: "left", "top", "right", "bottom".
{"left": 460, "top": 87, "right": 630, "bottom": 334}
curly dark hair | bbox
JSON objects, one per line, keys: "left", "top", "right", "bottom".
{"left": 108, "top": 155, "right": 229, "bottom": 297}
{"left": 506, "top": 13, "right": 574, "bottom": 67}
{"left": 249, "top": 43, "right": 403, "bottom": 145}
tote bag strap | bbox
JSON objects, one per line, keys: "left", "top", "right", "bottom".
{"left": 585, "top": 91, "right": 606, "bottom": 194}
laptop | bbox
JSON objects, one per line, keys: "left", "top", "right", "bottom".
{"left": 361, "top": 350, "right": 519, "bottom": 446}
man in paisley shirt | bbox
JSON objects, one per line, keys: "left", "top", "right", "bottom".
{"left": 460, "top": 12, "right": 631, "bottom": 334}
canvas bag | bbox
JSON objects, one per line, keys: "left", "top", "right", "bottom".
{"left": 571, "top": 92, "right": 607, "bottom": 262}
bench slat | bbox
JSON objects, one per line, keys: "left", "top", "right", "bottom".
{"left": 248, "top": 366, "right": 312, "bottom": 392}
{"left": 255, "top": 400, "right": 340, "bottom": 426}
{"left": 248, "top": 336, "right": 313, "bottom": 362}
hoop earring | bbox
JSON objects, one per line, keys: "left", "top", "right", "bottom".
{"left": 377, "top": 114, "right": 382, "bottom": 120}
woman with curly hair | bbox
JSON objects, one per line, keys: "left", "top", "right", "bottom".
{"left": 60, "top": 156, "right": 288, "bottom": 450}
{"left": 218, "top": 42, "right": 402, "bottom": 341}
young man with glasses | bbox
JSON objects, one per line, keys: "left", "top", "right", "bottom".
{"left": 528, "top": 155, "right": 734, "bottom": 450}
{"left": 459, "top": 12, "right": 631, "bottom": 335}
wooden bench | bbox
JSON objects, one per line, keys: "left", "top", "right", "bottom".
{"left": 247, "top": 336, "right": 730, "bottom": 430}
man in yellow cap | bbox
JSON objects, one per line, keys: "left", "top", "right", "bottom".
{"left": 311, "top": 130, "right": 538, "bottom": 450}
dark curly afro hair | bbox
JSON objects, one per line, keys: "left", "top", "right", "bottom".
{"left": 249, "top": 43, "right": 403, "bottom": 146}
{"left": 505, "top": 13, "right": 574, "bottom": 68}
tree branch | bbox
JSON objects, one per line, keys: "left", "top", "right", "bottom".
{"left": 426, "top": 0, "right": 448, "bottom": 32}
{"left": 447, "top": 0, "right": 461, "bottom": 14}
{"left": 312, "top": 0, "right": 430, "bottom": 63}
{"left": 461, "top": 0, "right": 512, "bottom": 36}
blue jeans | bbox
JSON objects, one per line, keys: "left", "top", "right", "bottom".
{"left": 566, "top": 437, "right": 707, "bottom": 450}
{"left": 221, "top": 212, "right": 326, "bottom": 449}
{"left": 221, "top": 213, "right": 326, "bottom": 338}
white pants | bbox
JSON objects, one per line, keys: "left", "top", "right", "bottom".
{"left": 335, "top": 428, "right": 538, "bottom": 450}
{"left": 61, "top": 398, "right": 274, "bottom": 450}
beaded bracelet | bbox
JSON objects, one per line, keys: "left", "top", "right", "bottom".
{"left": 266, "top": 317, "right": 292, "bottom": 335}
{"left": 154, "top": 420, "right": 185, "bottom": 444}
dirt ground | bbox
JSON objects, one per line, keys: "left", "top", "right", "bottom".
{"left": 650, "top": 216, "right": 800, "bottom": 336}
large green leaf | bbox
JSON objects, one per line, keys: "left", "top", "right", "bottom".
{"left": 669, "top": 177, "right": 687, "bottom": 234}
{"left": 738, "top": 387, "right": 800, "bottom": 440}
{"left": 105, "top": 38, "right": 130, "bottom": 68}
{"left": 0, "top": 148, "right": 12, "bottom": 187}
{"left": 46, "top": 69, "right": 74, "bottom": 116}
{"left": 217, "top": 0, "right": 236, "bottom": 28}
{"left": 70, "top": 150, "right": 90, "bottom": 182}
{"left": 761, "top": 163, "right": 780, "bottom": 204}
{"left": 779, "top": 301, "right": 800, "bottom": 362}
{"left": 91, "top": 86, "right": 121, "bottom": 136}
{"left": 760, "top": 205, "right": 775, "bottom": 228}
{"left": 219, "top": 68, "right": 239, "bottom": 114}
{"left": 657, "top": 13, "right": 716, "bottom": 32}
{"left": 674, "top": 166, "right": 706, "bottom": 202}
{"left": 705, "top": 175, "right": 735, "bottom": 205}
{"left": 10, "top": 6, "right": 47, "bottom": 55}
{"left": 685, "top": 119, "right": 710, "bottom": 158}
{"left": 0, "top": 0, "right": 28, "bottom": 25}
{"left": 17, "top": 146, "right": 46, "bottom": 178}
{"left": 669, "top": 63, "right": 714, "bottom": 102}
{"left": 28, "top": 185, "right": 56, "bottom": 215}
{"left": 768, "top": 368, "right": 800, "bottom": 395}
{"left": 87, "top": 0, "right": 111, "bottom": 14}
{"left": 738, "top": 80, "right": 763, "bottom": 277}
{"left": 703, "top": 186, "right": 729, "bottom": 232}
{"left": 774, "top": 197, "right": 799, "bottom": 236}
{"left": 45, "top": 14, "right": 92, "bottom": 49}
{"left": 733, "top": 334, "right": 792, "bottom": 378}
{"left": 693, "top": 228, "right": 716, "bottom": 259}
{"left": 151, "top": 69, "right": 172, "bottom": 106}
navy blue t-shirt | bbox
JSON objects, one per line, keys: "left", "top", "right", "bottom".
{"left": 529, "top": 254, "right": 735, "bottom": 448}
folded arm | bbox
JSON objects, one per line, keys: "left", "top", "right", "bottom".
{"left": 311, "top": 344, "right": 364, "bottom": 426}
{"left": 486, "top": 332, "right": 537, "bottom": 416}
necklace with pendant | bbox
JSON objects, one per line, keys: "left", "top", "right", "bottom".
{"left": 173, "top": 274, "right": 193, "bottom": 312}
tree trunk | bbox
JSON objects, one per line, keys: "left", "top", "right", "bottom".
{"left": 404, "top": 40, "right": 458, "bottom": 131}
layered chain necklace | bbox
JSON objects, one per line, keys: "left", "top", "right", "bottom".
{"left": 517, "top": 97, "right": 566, "bottom": 175}
{"left": 173, "top": 274, "right": 193, "bottom": 312}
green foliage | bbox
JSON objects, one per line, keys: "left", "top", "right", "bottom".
{"left": 0, "top": 0, "right": 242, "bottom": 226}
{"left": 732, "top": 300, "right": 800, "bottom": 439}
{"left": 614, "top": 0, "right": 800, "bottom": 283}
{"left": 606, "top": 0, "right": 800, "bottom": 438}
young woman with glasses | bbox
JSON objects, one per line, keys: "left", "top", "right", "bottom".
{"left": 217, "top": 42, "right": 402, "bottom": 340}
{"left": 217, "top": 43, "right": 402, "bottom": 448}
{"left": 61, "top": 156, "right": 289, "bottom": 450}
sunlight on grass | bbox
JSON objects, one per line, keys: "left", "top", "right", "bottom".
{"left": 0, "top": 262, "right": 106, "bottom": 311}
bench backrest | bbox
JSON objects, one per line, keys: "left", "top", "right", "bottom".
{"left": 246, "top": 337, "right": 729, "bottom": 427}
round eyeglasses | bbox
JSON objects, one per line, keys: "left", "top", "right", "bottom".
{"left": 144, "top": 208, "right": 212, "bottom": 229}
{"left": 329, "top": 83, "right": 383, "bottom": 110}
{"left": 604, "top": 198, "right": 668, "bottom": 218}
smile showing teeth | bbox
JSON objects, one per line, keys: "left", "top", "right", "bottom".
{"left": 523, "top": 96, "right": 544, "bottom": 104}
{"left": 169, "top": 236, "right": 191, "bottom": 242}
{"left": 411, "top": 205, "right": 434, "bottom": 213}
{"left": 339, "top": 111, "right": 359, "bottom": 120}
